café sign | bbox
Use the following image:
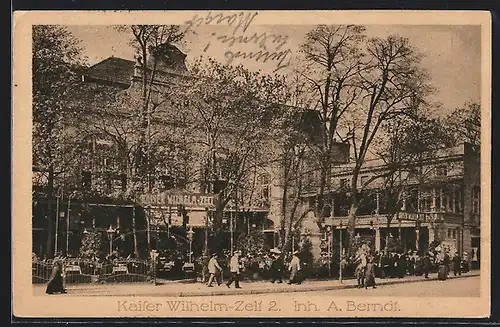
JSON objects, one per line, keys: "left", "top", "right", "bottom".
{"left": 139, "top": 192, "right": 215, "bottom": 208}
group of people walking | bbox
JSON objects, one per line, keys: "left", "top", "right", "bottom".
{"left": 353, "top": 246, "right": 470, "bottom": 289}
{"left": 205, "top": 248, "right": 303, "bottom": 288}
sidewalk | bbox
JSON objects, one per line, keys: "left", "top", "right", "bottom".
{"left": 33, "top": 271, "right": 480, "bottom": 297}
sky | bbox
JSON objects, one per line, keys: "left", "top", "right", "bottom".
{"left": 66, "top": 24, "right": 481, "bottom": 115}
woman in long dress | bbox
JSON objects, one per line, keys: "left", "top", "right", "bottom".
{"left": 436, "top": 250, "right": 447, "bottom": 281}
{"left": 364, "top": 257, "right": 377, "bottom": 289}
{"left": 287, "top": 251, "right": 302, "bottom": 285}
{"left": 46, "top": 260, "right": 67, "bottom": 294}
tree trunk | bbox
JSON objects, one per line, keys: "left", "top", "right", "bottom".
{"left": 317, "top": 165, "right": 327, "bottom": 218}
{"left": 212, "top": 195, "right": 225, "bottom": 252}
{"left": 346, "top": 202, "right": 357, "bottom": 256}
{"left": 46, "top": 166, "right": 55, "bottom": 258}
{"left": 214, "top": 194, "right": 224, "bottom": 231}
{"left": 279, "top": 176, "right": 289, "bottom": 249}
{"left": 132, "top": 206, "right": 139, "bottom": 257}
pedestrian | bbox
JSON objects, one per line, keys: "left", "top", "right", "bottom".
{"left": 269, "top": 249, "right": 283, "bottom": 283}
{"left": 287, "top": 250, "right": 302, "bottom": 285}
{"left": 382, "top": 251, "right": 390, "bottom": 279}
{"left": 207, "top": 253, "right": 222, "bottom": 287}
{"left": 444, "top": 249, "right": 451, "bottom": 276}
{"left": 389, "top": 252, "right": 397, "bottom": 278}
{"left": 462, "top": 252, "right": 470, "bottom": 273}
{"left": 364, "top": 256, "right": 377, "bottom": 289}
{"left": 407, "top": 251, "right": 415, "bottom": 276}
{"left": 436, "top": 247, "right": 447, "bottom": 281}
{"left": 452, "top": 251, "right": 461, "bottom": 276}
{"left": 355, "top": 252, "right": 367, "bottom": 288}
{"left": 397, "top": 253, "right": 406, "bottom": 278}
{"left": 423, "top": 251, "right": 432, "bottom": 279}
{"left": 373, "top": 251, "right": 381, "bottom": 278}
{"left": 46, "top": 259, "right": 67, "bottom": 295}
{"left": 226, "top": 250, "right": 242, "bottom": 289}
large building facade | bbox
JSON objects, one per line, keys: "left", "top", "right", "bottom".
{"left": 32, "top": 44, "right": 281, "bottom": 258}
{"left": 291, "top": 142, "right": 480, "bottom": 265}
{"left": 32, "top": 43, "right": 481, "bottom": 268}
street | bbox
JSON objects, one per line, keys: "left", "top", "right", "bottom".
{"left": 313, "top": 276, "right": 480, "bottom": 297}
{"left": 33, "top": 273, "right": 480, "bottom": 298}
{"left": 213, "top": 276, "right": 480, "bottom": 299}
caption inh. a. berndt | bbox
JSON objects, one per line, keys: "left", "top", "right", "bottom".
{"left": 117, "top": 299, "right": 401, "bottom": 313}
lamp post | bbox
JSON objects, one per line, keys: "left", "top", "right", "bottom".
{"left": 106, "top": 225, "right": 116, "bottom": 256}
{"left": 230, "top": 211, "right": 234, "bottom": 256}
{"left": 66, "top": 195, "right": 71, "bottom": 255}
{"left": 150, "top": 249, "right": 158, "bottom": 286}
{"left": 204, "top": 207, "right": 209, "bottom": 257}
{"left": 187, "top": 226, "right": 194, "bottom": 264}
{"left": 273, "top": 227, "right": 278, "bottom": 248}
{"left": 339, "top": 218, "right": 343, "bottom": 283}
{"left": 321, "top": 222, "right": 329, "bottom": 276}
{"left": 54, "top": 193, "right": 61, "bottom": 257}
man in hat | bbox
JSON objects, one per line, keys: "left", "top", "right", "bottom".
{"left": 452, "top": 251, "right": 461, "bottom": 276}
{"left": 287, "top": 250, "right": 301, "bottom": 285}
{"left": 207, "top": 253, "right": 222, "bottom": 287}
{"left": 270, "top": 249, "right": 284, "bottom": 284}
{"left": 462, "top": 252, "right": 470, "bottom": 273}
{"left": 226, "top": 250, "right": 242, "bottom": 289}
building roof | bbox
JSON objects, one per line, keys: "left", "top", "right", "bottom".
{"left": 85, "top": 57, "right": 136, "bottom": 87}
{"left": 84, "top": 44, "right": 189, "bottom": 87}
{"left": 331, "top": 143, "right": 470, "bottom": 176}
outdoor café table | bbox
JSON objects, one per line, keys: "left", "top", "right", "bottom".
{"left": 112, "top": 264, "right": 129, "bottom": 274}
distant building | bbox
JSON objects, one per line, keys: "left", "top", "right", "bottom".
{"left": 298, "top": 142, "right": 480, "bottom": 264}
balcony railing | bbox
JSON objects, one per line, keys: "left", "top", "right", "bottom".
{"left": 326, "top": 211, "right": 463, "bottom": 227}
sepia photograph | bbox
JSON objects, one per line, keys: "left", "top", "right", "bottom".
{"left": 13, "top": 10, "right": 491, "bottom": 318}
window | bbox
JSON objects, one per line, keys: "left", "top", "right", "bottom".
{"left": 435, "top": 189, "right": 441, "bottom": 212}
{"left": 442, "top": 194, "right": 449, "bottom": 212}
{"left": 472, "top": 186, "right": 480, "bottom": 214}
{"left": 339, "top": 178, "right": 348, "bottom": 189}
{"left": 447, "top": 229, "right": 451, "bottom": 238}
{"left": 424, "top": 196, "right": 432, "bottom": 212}
{"left": 260, "top": 173, "right": 271, "bottom": 205}
{"left": 150, "top": 89, "right": 160, "bottom": 105}
{"left": 103, "top": 157, "right": 113, "bottom": 168}
{"left": 82, "top": 170, "right": 92, "bottom": 189}
{"left": 360, "top": 176, "right": 369, "bottom": 186}
{"left": 161, "top": 175, "right": 174, "bottom": 190}
{"left": 452, "top": 229, "right": 456, "bottom": 239}
{"left": 260, "top": 174, "right": 271, "bottom": 186}
{"left": 447, "top": 190, "right": 454, "bottom": 212}
{"left": 262, "top": 186, "right": 270, "bottom": 201}
{"left": 308, "top": 196, "right": 316, "bottom": 208}
{"left": 105, "top": 177, "right": 112, "bottom": 192}
{"left": 436, "top": 165, "right": 447, "bottom": 177}
{"left": 120, "top": 174, "right": 127, "bottom": 191}
{"left": 455, "top": 190, "right": 463, "bottom": 213}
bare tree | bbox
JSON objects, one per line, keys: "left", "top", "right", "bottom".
{"left": 298, "top": 25, "right": 366, "bottom": 223}
{"left": 116, "top": 25, "right": 186, "bottom": 190}
{"left": 343, "top": 35, "right": 434, "bottom": 251}
{"left": 375, "top": 115, "right": 455, "bottom": 231}
{"left": 170, "top": 58, "right": 290, "bottom": 247}
{"left": 32, "top": 25, "right": 112, "bottom": 257}
{"left": 445, "top": 101, "right": 480, "bottom": 153}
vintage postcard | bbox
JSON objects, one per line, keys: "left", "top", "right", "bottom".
{"left": 13, "top": 10, "right": 491, "bottom": 318}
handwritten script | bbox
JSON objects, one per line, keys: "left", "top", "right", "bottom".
{"left": 184, "top": 11, "right": 293, "bottom": 72}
